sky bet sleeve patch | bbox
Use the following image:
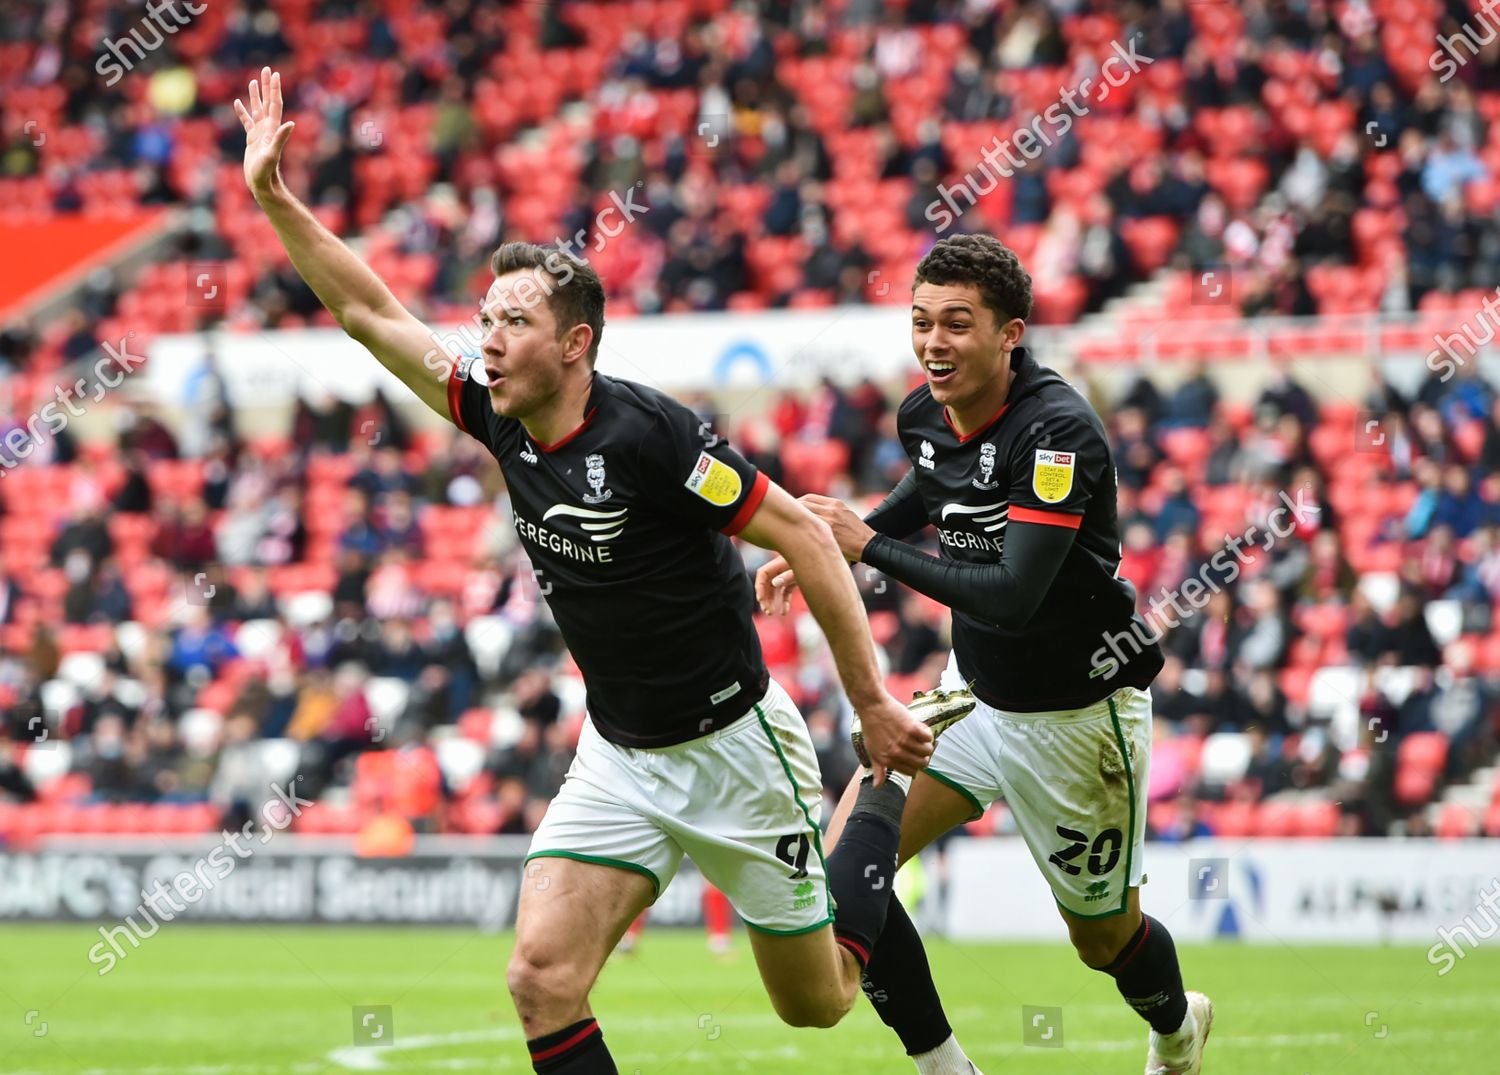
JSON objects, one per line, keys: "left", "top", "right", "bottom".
{"left": 685, "top": 450, "right": 743, "bottom": 506}
{"left": 1032, "top": 448, "right": 1075, "bottom": 503}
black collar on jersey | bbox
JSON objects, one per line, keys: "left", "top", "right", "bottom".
{"left": 942, "top": 345, "right": 1038, "bottom": 443}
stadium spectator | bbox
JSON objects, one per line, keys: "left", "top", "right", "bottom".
{"left": 0, "top": 736, "right": 37, "bottom": 802}
{"left": 49, "top": 507, "right": 109, "bottom": 569}
{"left": 1384, "top": 589, "right": 1444, "bottom": 668}
{"left": 1161, "top": 362, "right": 1219, "bottom": 429}
{"left": 1152, "top": 469, "right": 1201, "bottom": 542}
{"left": 153, "top": 499, "right": 217, "bottom": 570}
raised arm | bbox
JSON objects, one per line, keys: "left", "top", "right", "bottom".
{"left": 234, "top": 67, "right": 452, "bottom": 419}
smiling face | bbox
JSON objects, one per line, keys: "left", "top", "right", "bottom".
{"left": 477, "top": 269, "right": 592, "bottom": 420}
{"left": 910, "top": 281, "right": 1023, "bottom": 425}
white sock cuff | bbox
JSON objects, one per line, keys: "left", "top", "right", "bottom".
{"left": 913, "top": 1033, "right": 971, "bottom": 1075}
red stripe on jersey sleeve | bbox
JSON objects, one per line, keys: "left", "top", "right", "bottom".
{"left": 1009, "top": 505, "right": 1082, "bottom": 529}
{"left": 722, "top": 470, "right": 770, "bottom": 536}
{"left": 447, "top": 364, "right": 470, "bottom": 435}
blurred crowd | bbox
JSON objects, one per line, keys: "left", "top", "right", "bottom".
{"left": 0, "top": 0, "right": 1498, "bottom": 354}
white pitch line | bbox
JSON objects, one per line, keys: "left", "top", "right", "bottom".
{"left": 319, "top": 1022, "right": 1488, "bottom": 1071}
{"left": 5, "top": 1017, "right": 1486, "bottom": 1073}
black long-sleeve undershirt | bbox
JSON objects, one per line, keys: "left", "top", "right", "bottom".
{"left": 861, "top": 520, "right": 1077, "bottom": 632}
{"left": 862, "top": 469, "right": 929, "bottom": 540}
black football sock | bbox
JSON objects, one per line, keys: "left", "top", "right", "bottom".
{"left": 1097, "top": 914, "right": 1189, "bottom": 1035}
{"left": 827, "top": 777, "right": 904, "bottom": 967}
{"left": 528, "top": 1018, "right": 617, "bottom": 1073}
{"left": 861, "top": 895, "right": 953, "bottom": 1055}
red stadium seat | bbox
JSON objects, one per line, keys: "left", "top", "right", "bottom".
{"left": 1209, "top": 800, "right": 1259, "bottom": 837}
{"left": 1293, "top": 800, "right": 1341, "bottom": 838}
{"left": 1255, "top": 800, "right": 1299, "bottom": 837}
{"left": 1398, "top": 731, "right": 1449, "bottom": 774}
{"left": 1435, "top": 804, "right": 1480, "bottom": 840}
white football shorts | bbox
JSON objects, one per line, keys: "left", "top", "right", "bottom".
{"left": 926, "top": 653, "right": 1152, "bottom": 918}
{"left": 526, "top": 677, "right": 834, "bottom": 934}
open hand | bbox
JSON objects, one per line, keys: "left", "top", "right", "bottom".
{"left": 233, "top": 66, "right": 295, "bottom": 201}
{"left": 754, "top": 554, "right": 798, "bottom": 615}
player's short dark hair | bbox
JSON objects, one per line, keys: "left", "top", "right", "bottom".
{"left": 489, "top": 241, "right": 606, "bottom": 362}
{"left": 913, "top": 234, "right": 1034, "bottom": 326}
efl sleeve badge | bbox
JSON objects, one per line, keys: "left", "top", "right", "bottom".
{"left": 1032, "top": 448, "right": 1075, "bottom": 504}
{"left": 685, "top": 450, "right": 743, "bottom": 506}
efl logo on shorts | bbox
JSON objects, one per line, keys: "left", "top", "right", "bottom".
{"left": 1032, "top": 449, "right": 1074, "bottom": 504}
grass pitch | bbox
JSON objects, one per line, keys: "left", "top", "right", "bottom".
{"left": 2, "top": 924, "right": 1496, "bottom": 1073}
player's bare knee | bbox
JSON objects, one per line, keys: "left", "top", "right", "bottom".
{"left": 771, "top": 989, "right": 850, "bottom": 1029}
{"left": 1067, "top": 918, "right": 1136, "bottom": 968}
{"left": 506, "top": 946, "right": 585, "bottom": 1016}
{"left": 1070, "top": 934, "right": 1120, "bottom": 968}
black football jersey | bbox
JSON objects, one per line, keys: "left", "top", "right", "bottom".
{"left": 449, "top": 365, "right": 771, "bottom": 747}
{"left": 896, "top": 347, "right": 1163, "bottom": 711}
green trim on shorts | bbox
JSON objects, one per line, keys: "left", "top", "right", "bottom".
{"left": 525, "top": 851, "right": 661, "bottom": 899}
{"left": 1053, "top": 893, "right": 1133, "bottom": 919}
{"left": 921, "top": 768, "right": 984, "bottom": 821}
{"left": 753, "top": 704, "right": 835, "bottom": 922}
{"left": 1105, "top": 695, "right": 1137, "bottom": 918}
{"left": 742, "top": 914, "right": 836, "bottom": 937}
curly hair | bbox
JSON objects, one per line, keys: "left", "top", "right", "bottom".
{"left": 912, "top": 234, "right": 1034, "bottom": 325}
{"left": 489, "top": 241, "right": 606, "bottom": 361}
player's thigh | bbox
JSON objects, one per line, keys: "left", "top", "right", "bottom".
{"left": 512, "top": 720, "right": 683, "bottom": 992}
{"left": 745, "top": 923, "right": 857, "bottom": 1027}
{"left": 999, "top": 686, "right": 1152, "bottom": 922}
{"left": 825, "top": 769, "right": 982, "bottom": 867}
{"left": 512, "top": 854, "right": 658, "bottom": 987}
